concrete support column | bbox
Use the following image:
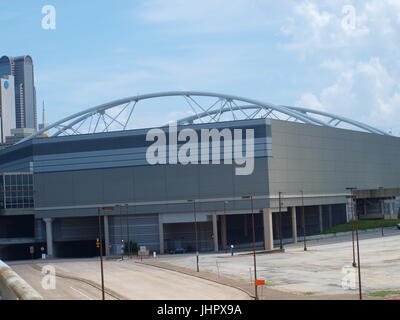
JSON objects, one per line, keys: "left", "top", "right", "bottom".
{"left": 159, "top": 214, "right": 164, "bottom": 254}
{"left": 328, "top": 205, "right": 333, "bottom": 228}
{"left": 104, "top": 216, "right": 110, "bottom": 256}
{"left": 221, "top": 215, "right": 227, "bottom": 250}
{"left": 43, "top": 218, "right": 54, "bottom": 258}
{"left": 390, "top": 199, "right": 395, "bottom": 218}
{"left": 319, "top": 205, "right": 323, "bottom": 233}
{"left": 291, "top": 207, "right": 297, "bottom": 243}
{"left": 380, "top": 199, "right": 385, "bottom": 219}
{"left": 212, "top": 214, "right": 219, "bottom": 252}
{"left": 263, "top": 208, "right": 274, "bottom": 251}
{"left": 363, "top": 200, "right": 367, "bottom": 216}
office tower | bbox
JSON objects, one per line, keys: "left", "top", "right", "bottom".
{"left": 0, "top": 75, "right": 16, "bottom": 143}
{"left": 0, "top": 55, "right": 37, "bottom": 130}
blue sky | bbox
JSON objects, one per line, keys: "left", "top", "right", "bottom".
{"left": 1, "top": 0, "right": 400, "bottom": 134}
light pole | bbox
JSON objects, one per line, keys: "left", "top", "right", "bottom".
{"left": 223, "top": 200, "right": 229, "bottom": 252}
{"left": 97, "top": 206, "right": 114, "bottom": 300}
{"left": 346, "top": 187, "right": 362, "bottom": 300}
{"left": 118, "top": 205, "right": 124, "bottom": 260}
{"left": 378, "top": 187, "right": 384, "bottom": 237}
{"left": 381, "top": 202, "right": 385, "bottom": 237}
{"left": 188, "top": 200, "right": 199, "bottom": 272}
{"left": 346, "top": 187, "right": 357, "bottom": 268}
{"left": 278, "top": 192, "right": 283, "bottom": 250}
{"left": 126, "top": 204, "right": 131, "bottom": 259}
{"left": 97, "top": 207, "right": 105, "bottom": 300}
{"left": 354, "top": 202, "right": 363, "bottom": 300}
{"left": 242, "top": 195, "right": 258, "bottom": 300}
{"left": 300, "top": 190, "right": 307, "bottom": 251}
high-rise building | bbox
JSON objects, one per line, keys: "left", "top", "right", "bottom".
{"left": 0, "top": 75, "right": 16, "bottom": 143}
{"left": 0, "top": 55, "right": 37, "bottom": 130}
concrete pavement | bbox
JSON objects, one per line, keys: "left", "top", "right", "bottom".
{"left": 11, "top": 259, "right": 250, "bottom": 300}
{"left": 156, "top": 232, "right": 400, "bottom": 298}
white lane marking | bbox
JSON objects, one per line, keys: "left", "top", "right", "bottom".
{"left": 69, "top": 286, "right": 94, "bottom": 300}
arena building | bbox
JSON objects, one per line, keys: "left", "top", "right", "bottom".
{"left": 0, "top": 91, "right": 399, "bottom": 260}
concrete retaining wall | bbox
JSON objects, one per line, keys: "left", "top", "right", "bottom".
{"left": 0, "top": 260, "right": 42, "bottom": 300}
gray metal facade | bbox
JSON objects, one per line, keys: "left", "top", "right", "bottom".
{"left": 0, "top": 118, "right": 272, "bottom": 216}
{"left": 1, "top": 118, "right": 400, "bottom": 215}
{"left": 1, "top": 117, "right": 400, "bottom": 257}
{"left": 268, "top": 120, "right": 400, "bottom": 208}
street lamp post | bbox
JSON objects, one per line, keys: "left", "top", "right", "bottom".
{"left": 97, "top": 206, "right": 114, "bottom": 300}
{"left": 242, "top": 195, "right": 258, "bottom": 300}
{"left": 278, "top": 192, "right": 283, "bottom": 250}
{"left": 381, "top": 204, "right": 385, "bottom": 237}
{"left": 346, "top": 187, "right": 362, "bottom": 300}
{"left": 351, "top": 192, "right": 363, "bottom": 300}
{"left": 346, "top": 187, "right": 357, "bottom": 268}
{"left": 223, "top": 200, "right": 228, "bottom": 252}
{"left": 354, "top": 201, "right": 363, "bottom": 300}
{"left": 300, "top": 190, "right": 307, "bottom": 251}
{"left": 188, "top": 200, "right": 199, "bottom": 272}
{"left": 97, "top": 207, "right": 105, "bottom": 300}
{"left": 378, "top": 188, "right": 384, "bottom": 237}
{"left": 126, "top": 204, "right": 131, "bottom": 259}
{"left": 119, "top": 205, "right": 124, "bottom": 260}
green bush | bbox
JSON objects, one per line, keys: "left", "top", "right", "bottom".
{"left": 126, "top": 241, "right": 138, "bottom": 254}
{"left": 322, "top": 219, "right": 400, "bottom": 234}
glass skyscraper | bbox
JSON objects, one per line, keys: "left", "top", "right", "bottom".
{"left": 0, "top": 55, "right": 37, "bottom": 130}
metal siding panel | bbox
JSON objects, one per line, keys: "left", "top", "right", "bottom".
{"left": 109, "top": 214, "right": 159, "bottom": 253}
{"left": 53, "top": 217, "right": 98, "bottom": 241}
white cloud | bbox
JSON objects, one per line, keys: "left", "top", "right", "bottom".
{"left": 280, "top": 0, "right": 371, "bottom": 52}
{"left": 296, "top": 58, "right": 400, "bottom": 134}
{"left": 281, "top": 0, "right": 400, "bottom": 52}
{"left": 283, "top": 1, "right": 400, "bottom": 134}
{"left": 296, "top": 93, "right": 325, "bottom": 111}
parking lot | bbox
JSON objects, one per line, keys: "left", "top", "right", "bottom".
{"left": 157, "top": 230, "right": 400, "bottom": 297}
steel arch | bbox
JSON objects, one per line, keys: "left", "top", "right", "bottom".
{"left": 178, "top": 104, "right": 388, "bottom": 135}
{"left": 18, "top": 91, "right": 388, "bottom": 143}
